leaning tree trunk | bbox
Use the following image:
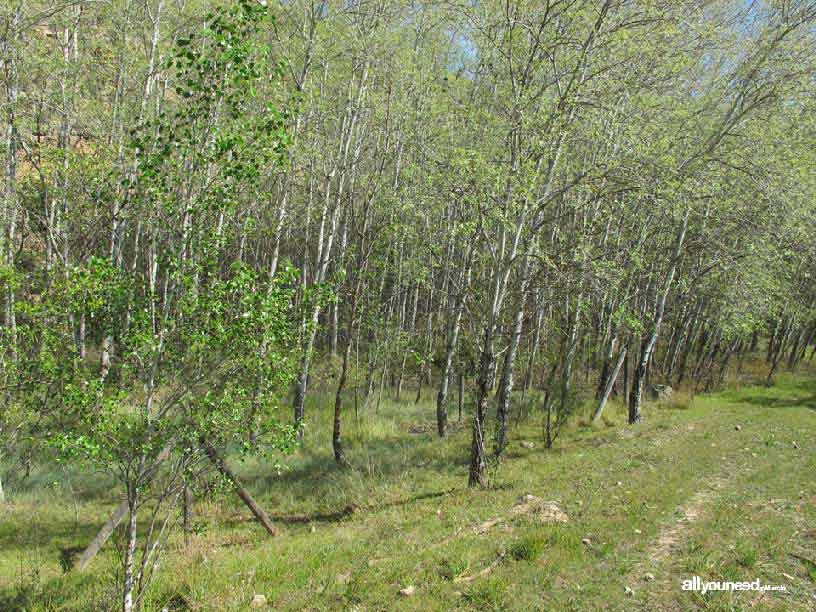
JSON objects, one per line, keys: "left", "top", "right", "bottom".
{"left": 629, "top": 211, "right": 688, "bottom": 424}
{"left": 469, "top": 336, "right": 493, "bottom": 487}
{"left": 332, "top": 335, "right": 352, "bottom": 466}
{"left": 436, "top": 246, "right": 472, "bottom": 436}
{"left": 790, "top": 322, "right": 816, "bottom": 370}
{"left": 595, "top": 329, "right": 617, "bottom": 400}
{"left": 469, "top": 251, "right": 516, "bottom": 487}
{"left": 592, "top": 343, "right": 627, "bottom": 423}
{"left": 766, "top": 316, "right": 793, "bottom": 386}
{"left": 495, "top": 253, "right": 533, "bottom": 457}
{"left": 203, "top": 443, "right": 279, "bottom": 536}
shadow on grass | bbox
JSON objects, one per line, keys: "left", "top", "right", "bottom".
{"left": 0, "top": 513, "right": 108, "bottom": 560}
{"left": 239, "top": 487, "right": 461, "bottom": 526}
{"left": 731, "top": 377, "right": 816, "bottom": 412}
{"left": 0, "top": 570, "right": 110, "bottom": 612}
{"left": 235, "top": 428, "right": 469, "bottom": 500}
{"left": 737, "top": 394, "right": 816, "bottom": 411}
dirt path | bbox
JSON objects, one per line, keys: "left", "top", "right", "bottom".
{"left": 648, "top": 477, "right": 726, "bottom": 565}
{"left": 625, "top": 453, "right": 732, "bottom": 608}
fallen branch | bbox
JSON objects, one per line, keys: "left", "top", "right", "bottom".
{"left": 75, "top": 440, "right": 279, "bottom": 571}
{"left": 203, "top": 443, "right": 278, "bottom": 537}
{"left": 76, "top": 442, "right": 175, "bottom": 571}
{"left": 790, "top": 552, "right": 816, "bottom": 567}
{"left": 453, "top": 552, "right": 506, "bottom": 584}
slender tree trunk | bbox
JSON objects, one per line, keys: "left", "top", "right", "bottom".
{"left": 290, "top": 83, "right": 354, "bottom": 433}
{"left": 766, "top": 317, "right": 793, "bottom": 385}
{"left": 791, "top": 323, "right": 815, "bottom": 370}
{"left": 495, "top": 253, "right": 533, "bottom": 457}
{"left": 592, "top": 344, "right": 627, "bottom": 423}
{"left": 522, "top": 300, "right": 545, "bottom": 401}
{"left": 457, "top": 370, "right": 464, "bottom": 421}
{"left": 469, "top": 228, "right": 520, "bottom": 486}
{"left": 122, "top": 488, "right": 138, "bottom": 612}
{"left": 469, "top": 335, "right": 493, "bottom": 487}
{"left": 396, "top": 283, "right": 419, "bottom": 400}
{"left": 332, "top": 333, "right": 351, "bottom": 466}
{"left": 558, "top": 299, "right": 581, "bottom": 423}
{"left": 436, "top": 246, "right": 472, "bottom": 436}
{"left": 618, "top": 334, "right": 627, "bottom": 398}
{"left": 292, "top": 316, "right": 318, "bottom": 435}
{"left": 2, "top": 5, "right": 21, "bottom": 360}
{"left": 629, "top": 211, "right": 688, "bottom": 424}
{"left": 543, "top": 362, "right": 558, "bottom": 448}
{"left": 676, "top": 306, "right": 705, "bottom": 386}
{"left": 203, "top": 444, "right": 278, "bottom": 536}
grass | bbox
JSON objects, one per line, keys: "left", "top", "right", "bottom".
{"left": 1, "top": 369, "right": 815, "bottom": 611}
{"left": 508, "top": 532, "right": 548, "bottom": 562}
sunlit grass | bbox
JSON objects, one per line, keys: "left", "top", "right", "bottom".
{"left": 1, "top": 368, "right": 814, "bottom": 610}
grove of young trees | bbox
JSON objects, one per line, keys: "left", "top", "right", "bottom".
{"left": 1, "top": 1, "right": 815, "bottom": 609}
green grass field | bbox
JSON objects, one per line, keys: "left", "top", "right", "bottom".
{"left": 1, "top": 373, "right": 815, "bottom": 611}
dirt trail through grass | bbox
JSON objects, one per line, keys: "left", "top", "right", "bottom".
{"left": 617, "top": 410, "right": 731, "bottom": 602}
{"left": 626, "top": 464, "right": 730, "bottom": 608}
{"left": 617, "top": 381, "right": 816, "bottom": 611}
{"left": 651, "top": 477, "right": 726, "bottom": 563}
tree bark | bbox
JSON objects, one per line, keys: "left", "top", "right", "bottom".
{"left": 592, "top": 344, "right": 627, "bottom": 423}
{"left": 122, "top": 487, "right": 138, "bottom": 612}
{"left": 629, "top": 210, "right": 688, "bottom": 424}
{"left": 332, "top": 336, "right": 351, "bottom": 466}
{"left": 436, "top": 243, "right": 473, "bottom": 436}
{"left": 457, "top": 370, "right": 464, "bottom": 421}
{"left": 203, "top": 444, "right": 278, "bottom": 536}
{"left": 495, "top": 253, "right": 533, "bottom": 457}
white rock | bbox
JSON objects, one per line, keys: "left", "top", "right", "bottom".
{"left": 250, "top": 594, "right": 267, "bottom": 608}
{"left": 399, "top": 586, "right": 416, "bottom": 597}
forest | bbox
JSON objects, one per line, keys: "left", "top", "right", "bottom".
{"left": 1, "top": 0, "right": 815, "bottom": 610}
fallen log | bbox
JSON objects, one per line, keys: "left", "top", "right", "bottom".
{"left": 202, "top": 442, "right": 278, "bottom": 537}
{"left": 75, "top": 440, "right": 278, "bottom": 570}
{"left": 75, "top": 442, "right": 175, "bottom": 571}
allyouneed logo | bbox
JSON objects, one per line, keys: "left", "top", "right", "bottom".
{"left": 682, "top": 576, "right": 786, "bottom": 594}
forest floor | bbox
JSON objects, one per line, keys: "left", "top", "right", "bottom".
{"left": 1, "top": 371, "right": 815, "bottom": 611}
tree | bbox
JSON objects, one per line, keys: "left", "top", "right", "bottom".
{"left": 7, "top": 3, "right": 300, "bottom": 609}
